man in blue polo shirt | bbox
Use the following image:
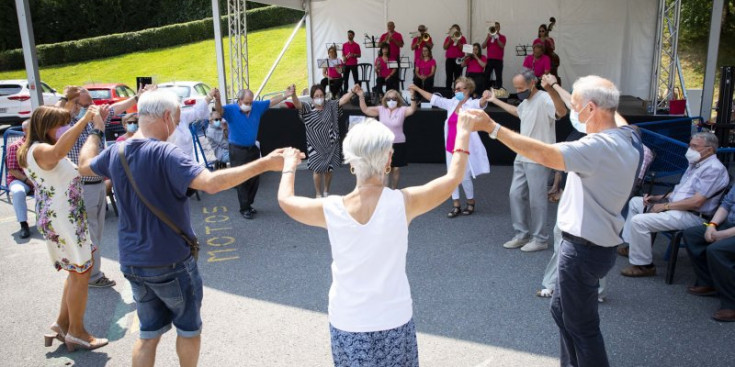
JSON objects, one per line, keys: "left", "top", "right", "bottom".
{"left": 214, "top": 86, "right": 293, "bottom": 219}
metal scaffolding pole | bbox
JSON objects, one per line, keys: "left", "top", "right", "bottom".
{"left": 649, "top": 0, "right": 682, "bottom": 115}
{"left": 212, "top": 0, "right": 228, "bottom": 103}
{"left": 255, "top": 15, "right": 307, "bottom": 99}
{"left": 700, "top": 0, "right": 725, "bottom": 121}
{"left": 14, "top": 0, "right": 42, "bottom": 109}
{"left": 228, "top": 0, "right": 249, "bottom": 98}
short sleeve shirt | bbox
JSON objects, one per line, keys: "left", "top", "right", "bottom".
{"left": 669, "top": 155, "right": 729, "bottom": 214}
{"left": 486, "top": 34, "right": 506, "bottom": 60}
{"left": 380, "top": 32, "right": 403, "bottom": 61}
{"left": 222, "top": 100, "right": 270, "bottom": 147}
{"left": 523, "top": 54, "right": 551, "bottom": 77}
{"left": 718, "top": 187, "right": 735, "bottom": 225}
{"left": 516, "top": 91, "right": 556, "bottom": 162}
{"left": 557, "top": 128, "right": 641, "bottom": 247}
{"left": 90, "top": 139, "right": 204, "bottom": 266}
{"left": 415, "top": 58, "right": 436, "bottom": 77}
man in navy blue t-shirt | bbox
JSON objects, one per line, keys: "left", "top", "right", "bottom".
{"left": 78, "top": 90, "right": 296, "bottom": 366}
{"left": 214, "top": 86, "right": 293, "bottom": 219}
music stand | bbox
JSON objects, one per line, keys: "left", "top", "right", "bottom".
{"left": 515, "top": 44, "right": 532, "bottom": 57}
{"left": 317, "top": 59, "right": 329, "bottom": 68}
{"left": 364, "top": 34, "right": 380, "bottom": 89}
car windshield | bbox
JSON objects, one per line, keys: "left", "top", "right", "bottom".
{"left": 158, "top": 86, "right": 191, "bottom": 99}
{"left": 88, "top": 89, "right": 111, "bottom": 99}
{"left": 0, "top": 84, "right": 22, "bottom": 96}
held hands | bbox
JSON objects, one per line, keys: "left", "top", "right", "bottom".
{"left": 484, "top": 89, "right": 496, "bottom": 103}
{"left": 91, "top": 106, "right": 106, "bottom": 131}
{"left": 81, "top": 105, "right": 99, "bottom": 123}
{"left": 458, "top": 109, "right": 495, "bottom": 134}
{"left": 352, "top": 85, "right": 364, "bottom": 97}
{"left": 541, "top": 74, "right": 558, "bottom": 90}
{"left": 407, "top": 84, "right": 420, "bottom": 93}
{"left": 136, "top": 84, "right": 157, "bottom": 98}
{"left": 98, "top": 104, "right": 111, "bottom": 124}
{"left": 212, "top": 88, "right": 221, "bottom": 100}
{"left": 705, "top": 226, "right": 717, "bottom": 242}
{"left": 284, "top": 85, "right": 295, "bottom": 98}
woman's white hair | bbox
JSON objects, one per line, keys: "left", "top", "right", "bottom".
{"left": 572, "top": 75, "right": 620, "bottom": 111}
{"left": 343, "top": 119, "right": 395, "bottom": 180}
{"left": 137, "top": 90, "right": 180, "bottom": 121}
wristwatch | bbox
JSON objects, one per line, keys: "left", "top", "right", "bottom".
{"left": 90, "top": 128, "right": 104, "bottom": 139}
{"left": 489, "top": 123, "right": 502, "bottom": 139}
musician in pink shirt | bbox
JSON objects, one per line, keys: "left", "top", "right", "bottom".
{"left": 523, "top": 44, "right": 551, "bottom": 78}
{"left": 413, "top": 45, "right": 436, "bottom": 96}
{"left": 410, "top": 24, "right": 433, "bottom": 66}
{"left": 374, "top": 43, "right": 399, "bottom": 98}
{"left": 379, "top": 21, "right": 404, "bottom": 61}
{"left": 443, "top": 24, "right": 467, "bottom": 88}
{"left": 482, "top": 21, "right": 506, "bottom": 89}
{"left": 320, "top": 46, "right": 344, "bottom": 97}
{"left": 342, "top": 30, "right": 362, "bottom": 92}
{"left": 462, "top": 43, "right": 488, "bottom": 97}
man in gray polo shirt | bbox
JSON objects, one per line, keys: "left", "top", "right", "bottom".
{"left": 487, "top": 70, "right": 567, "bottom": 252}
{"left": 469, "top": 75, "right": 639, "bottom": 367}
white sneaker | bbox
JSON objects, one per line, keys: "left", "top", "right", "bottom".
{"left": 520, "top": 240, "right": 549, "bottom": 252}
{"left": 503, "top": 237, "right": 529, "bottom": 249}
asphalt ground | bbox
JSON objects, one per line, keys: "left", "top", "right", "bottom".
{"left": 1, "top": 164, "right": 733, "bottom": 367}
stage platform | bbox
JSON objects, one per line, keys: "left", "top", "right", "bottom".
{"left": 257, "top": 95, "right": 678, "bottom": 166}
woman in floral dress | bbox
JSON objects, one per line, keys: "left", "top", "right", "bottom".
{"left": 18, "top": 105, "right": 108, "bottom": 351}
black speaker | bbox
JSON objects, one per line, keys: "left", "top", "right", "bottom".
{"left": 714, "top": 66, "right": 735, "bottom": 146}
{"left": 136, "top": 76, "right": 153, "bottom": 92}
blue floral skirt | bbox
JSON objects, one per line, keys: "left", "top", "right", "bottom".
{"left": 329, "top": 319, "right": 419, "bottom": 367}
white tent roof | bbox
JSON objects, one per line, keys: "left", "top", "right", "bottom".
{"left": 260, "top": 0, "right": 658, "bottom": 99}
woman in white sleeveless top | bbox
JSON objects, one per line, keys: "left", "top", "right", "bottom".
{"left": 277, "top": 116, "right": 490, "bottom": 366}
{"left": 18, "top": 105, "right": 108, "bottom": 352}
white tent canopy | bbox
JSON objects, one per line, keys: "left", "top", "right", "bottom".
{"left": 268, "top": 0, "right": 658, "bottom": 99}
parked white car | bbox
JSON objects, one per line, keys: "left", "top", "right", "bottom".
{"left": 157, "top": 81, "right": 212, "bottom": 110}
{"left": 0, "top": 80, "right": 61, "bottom": 125}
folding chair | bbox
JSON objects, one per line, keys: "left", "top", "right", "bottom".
{"left": 190, "top": 120, "right": 217, "bottom": 171}
{"left": 1, "top": 127, "right": 26, "bottom": 201}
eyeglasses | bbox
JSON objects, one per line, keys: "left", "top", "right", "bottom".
{"left": 127, "top": 120, "right": 138, "bottom": 124}
{"left": 212, "top": 118, "right": 222, "bottom": 122}
{"left": 386, "top": 97, "right": 398, "bottom": 101}
{"left": 454, "top": 87, "right": 465, "bottom": 92}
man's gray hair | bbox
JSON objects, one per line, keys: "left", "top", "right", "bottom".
{"left": 692, "top": 131, "right": 719, "bottom": 149}
{"left": 236, "top": 89, "right": 253, "bottom": 100}
{"left": 572, "top": 75, "right": 620, "bottom": 111}
{"left": 137, "top": 90, "right": 180, "bottom": 120}
{"left": 343, "top": 119, "right": 395, "bottom": 181}
{"left": 519, "top": 70, "right": 537, "bottom": 84}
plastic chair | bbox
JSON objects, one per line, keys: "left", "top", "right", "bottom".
{"left": 398, "top": 67, "right": 408, "bottom": 91}
{"left": 0, "top": 127, "right": 26, "bottom": 200}
{"left": 356, "top": 63, "right": 373, "bottom": 92}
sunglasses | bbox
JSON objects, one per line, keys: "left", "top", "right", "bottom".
{"left": 386, "top": 97, "right": 398, "bottom": 101}
{"left": 127, "top": 120, "right": 138, "bottom": 124}
{"left": 212, "top": 118, "right": 222, "bottom": 122}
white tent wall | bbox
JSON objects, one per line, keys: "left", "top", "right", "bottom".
{"left": 271, "top": 0, "right": 658, "bottom": 98}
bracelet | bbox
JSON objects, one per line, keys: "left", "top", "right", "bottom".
{"left": 708, "top": 222, "right": 719, "bottom": 227}
{"left": 282, "top": 170, "right": 295, "bottom": 174}
{"left": 664, "top": 203, "right": 670, "bottom": 211}
{"left": 453, "top": 148, "right": 470, "bottom": 155}
{"left": 550, "top": 82, "right": 558, "bottom": 88}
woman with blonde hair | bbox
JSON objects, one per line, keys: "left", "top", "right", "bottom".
{"left": 18, "top": 105, "right": 108, "bottom": 352}
{"left": 409, "top": 76, "right": 491, "bottom": 217}
{"left": 277, "top": 114, "right": 490, "bottom": 366}
{"left": 355, "top": 86, "right": 418, "bottom": 188}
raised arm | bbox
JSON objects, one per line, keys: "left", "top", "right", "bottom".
{"left": 404, "top": 91, "right": 419, "bottom": 117}
{"left": 190, "top": 149, "right": 286, "bottom": 194}
{"left": 290, "top": 86, "right": 303, "bottom": 110}
{"left": 213, "top": 88, "right": 224, "bottom": 115}
{"left": 78, "top": 110, "right": 106, "bottom": 176}
{"left": 277, "top": 148, "right": 325, "bottom": 228}
{"left": 33, "top": 106, "right": 98, "bottom": 171}
{"left": 354, "top": 85, "right": 380, "bottom": 116}
{"left": 402, "top": 111, "right": 489, "bottom": 222}
{"left": 485, "top": 89, "right": 518, "bottom": 117}
{"left": 408, "top": 84, "right": 434, "bottom": 103}
{"left": 269, "top": 85, "right": 294, "bottom": 107}
{"left": 111, "top": 84, "right": 154, "bottom": 114}
{"left": 338, "top": 87, "right": 355, "bottom": 107}
{"left": 540, "top": 75, "right": 567, "bottom": 118}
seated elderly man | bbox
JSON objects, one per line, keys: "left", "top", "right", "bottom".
{"left": 682, "top": 186, "right": 735, "bottom": 322}
{"left": 620, "top": 132, "right": 729, "bottom": 277}
{"left": 6, "top": 120, "right": 33, "bottom": 239}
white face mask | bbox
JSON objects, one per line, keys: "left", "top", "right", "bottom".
{"left": 387, "top": 100, "right": 398, "bottom": 109}
{"left": 569, "top": 103, "right": 591, "bottom": 134}
{"left": 240, "top": 104, "right": 252, "bottom": 113}
{"left": 685, "top": 148, "right": 702, "bottom": 164}
{"left": 313, "top": 98, "right": 324, "bottom": 106}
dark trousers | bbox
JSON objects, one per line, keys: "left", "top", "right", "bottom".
{"left": 320, "top": 77, "right": 343, "bottom": 97}
{"left": 374, "top": 75, "right": 399, "bottom": 96}
{"left": 485, "top": 58, "right": 503, "bottom": 89}
{"left": 445, "top": 58, "right": 463, "bottom": 88}
{"left": 551, "top": 238, "right": 617, "bottom": 367}
{"left": 229, "top": 144, "right": 260, "bottom": 213}
{"left": 466, "top": 72, "right": 485, "bottom": 98}
{"left": 683, "top": 224, "right": 735, "bottom": 309}
{"left": 413, "top": 76, "right": 434, "bottom": 101}
{"left": 342, "top": 65, "right": 358, "bottom": 92}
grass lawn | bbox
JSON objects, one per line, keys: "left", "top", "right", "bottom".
{"left": 0, "top": 24, "right": 307, "bottom": 97}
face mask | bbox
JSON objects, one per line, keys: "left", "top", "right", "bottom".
{"left": 313, "top": 98, "right": 324, "bottom": 106}
{"left": 387, "top": 100, "right": 398, "bottom": 109}
{"left": 212, "top": 119, "right": 222, "bottom": 128}
{"left": 240, "top": 104, "right": 251, "bottom": 113}
{"left": 76, "top": 107, "right": 87, "bottom": 120}
{"left": 569, "top": 103, "right": 591, "bottom": 134}
{"left": 454, "top": 92, "right": 465, "bottom": 101}
{"left": 685, "top": 148, "right": 702, "bottom": 164}
{"left": 126, "top": 123, "right": 138, "bottom": 133}
{"left": 516, "top": 89, "right": 531, "bottom": 101}
{"left": 55, "top": 124, "right": 71, "bottom": 141}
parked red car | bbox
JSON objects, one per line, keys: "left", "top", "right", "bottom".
{"left": 83, "top": 83, "right": 137, "bottom": 114}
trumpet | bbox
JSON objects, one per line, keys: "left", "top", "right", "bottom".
{"left": 422, "top": 33, "right": 431, "bottom": 42}
{"left": 489, "top": 25, "right": 498, "bottom": 36}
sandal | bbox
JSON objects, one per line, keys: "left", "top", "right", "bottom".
{"left": 447, "top": 206, "right": 461, "bottom": 218}
{"left": 461, "top": 202, "right": 475, "bottom": 216}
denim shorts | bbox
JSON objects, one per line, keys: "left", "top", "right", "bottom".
{"left": 121, "top": 256, "right": 203, "bottom": 339}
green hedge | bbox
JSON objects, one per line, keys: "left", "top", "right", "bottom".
{"left": 0, "top": 5, "right": 303, "bottom": 71}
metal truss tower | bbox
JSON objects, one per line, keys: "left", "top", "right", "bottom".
{"left": 228, "top": 0, "right": 249, "bottom": 98}
{"left": 649, "top": 0, "right": 684, "bottom": 115}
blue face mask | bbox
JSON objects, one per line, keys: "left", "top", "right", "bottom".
{"left": 516, "top": 89, "right": 531, "bottom": 101}
{"left": 570, "top": 103, "right": 591, "bottom": 134}
{"left": 454, "top": 92, "right": 465, "bottom": 101}
{"left": 76, "top": 107, "right": 87, "bottom": 120}
{"left": 212, "top": 119, "right": 222, "bottom": 128}
{"left": 126, "top": 123, "right": 138, "bottom": 133}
